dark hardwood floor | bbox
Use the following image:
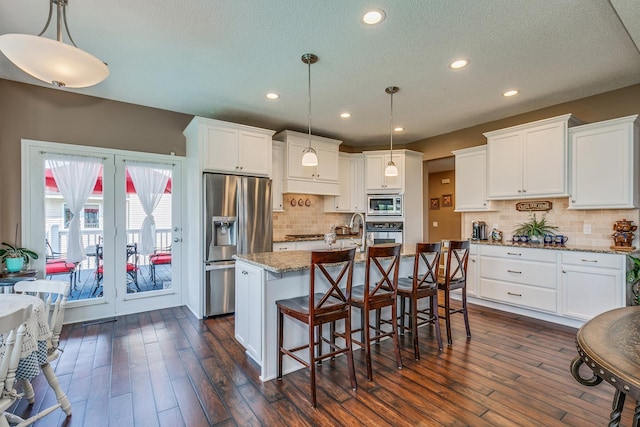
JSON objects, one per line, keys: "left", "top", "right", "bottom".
{"left": 14, "top": 300, "right": 636, "bottom": 426}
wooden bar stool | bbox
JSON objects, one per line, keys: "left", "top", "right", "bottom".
{"left": 397, "top": 242, "right": 443, "bottom": 359}
{"left": 438, "top": 240, "right": 471, "bottom": 345}
{"left": 350, "top": 243, "right": 402, "bottom": 381}
{"left": 276, "top": 248, "right": 357, "bottom": 407}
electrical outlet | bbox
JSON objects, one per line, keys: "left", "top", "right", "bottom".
{"left": 493, "top": 223, "right": 499, "bottom": 230}
{"left": 432, "top": 221, "right": 439, "bottom": 227}
{"left": 583, "top": 224, "right": 592, "bottom": 234}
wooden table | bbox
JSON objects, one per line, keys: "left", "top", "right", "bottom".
{"left": 0, "top": 270, "right": 37, "bottom": 291}
{"left": 570, "top": 306, "right": 640, "bottom": 426}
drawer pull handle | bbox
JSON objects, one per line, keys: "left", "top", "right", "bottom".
{"left": 507, "top": 270, "right": 522, "bottom": 274}
{"left": 507, "top": 252, "right": 522, "bottom": 256}
{"left": 507, "top": 292, "right": 522, "bottom": 297}
{"left": 581, "top": 259, "right": 598, "bottom": 263}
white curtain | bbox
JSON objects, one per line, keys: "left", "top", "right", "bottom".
{"left": 128, "top": 164, "right": 171, "bottom": 256}
{"left": 48, "top": 157, "right": 102, "bottom": 264}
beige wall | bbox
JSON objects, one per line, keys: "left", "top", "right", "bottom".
{"left": 427, "top": 170, "right": 461, "bottom": 241}
{"left": 0, "top": 79, "right": 192, "bottom": 242}
{"left": 462, "top": 199, "right": 640, "bottom": 248}
{"left": 3, "top": 78, "right": 640, "bottom": 247}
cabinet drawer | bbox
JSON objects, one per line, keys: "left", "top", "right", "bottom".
{"left": 479, "top": 245, "right": 557, "bottom": 263}
{"left": 480, "top": 257, "right": 556, "bottom": 289}
{"left": 479, "top": 279, "right": 557, "bottom": 312}
{"left": 561, "top": 251, "right": 624, "bottom": 269}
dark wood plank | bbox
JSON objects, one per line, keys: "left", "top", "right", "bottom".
{"left": 20, "top": 303, "right": 639, "bottom": 427}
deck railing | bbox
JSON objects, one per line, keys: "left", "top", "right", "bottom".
{"left": 47, "top": 227, "right": 172, "bottom": 269}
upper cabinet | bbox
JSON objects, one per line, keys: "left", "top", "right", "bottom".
{"left": 485, "top": 114, "right": 579, "bottom": 199}
{"left": 274, "top": 130, "right": 341, "bottom": 196}
{"left": 324, "top": 153, "right": 365, "bottom": 213}
{"left": 364, "top": 152, "right": 405, "bottom": 192}
{"left": 452, "top": 145, "right": 492, "bottom": 211}
{"left": 184, "top": 117, "right": 274, "bottom": 177}
{"left": 272, "top": 141, "right": 285, "bottom": 212}
{"left": 569, "top": 115, "right": 639, "bottom": 209}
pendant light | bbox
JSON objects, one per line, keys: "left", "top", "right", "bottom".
{"left": 301, "top": 53, "right": 319, "bottom": 167}
{"left": 384, "top": 86, "right": 399, "bottom": 177}
{"left": 0, "top": 0, "right": 109, "bottom": 88}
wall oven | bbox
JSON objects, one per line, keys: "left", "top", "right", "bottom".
{"left": 367, "top": 194, "right": 403, "bottom": 217}
{"left": 366, "top": 221, "right": 403, "bottom": 244}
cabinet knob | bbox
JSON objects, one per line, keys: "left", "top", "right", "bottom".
{"left": 522, "top": 189, "right": 527, "bottom": 193}
{"left": 242, "top": 270, "right": 248, "bottom": 275}
{"left": 240, "top": 166, "right": 243, "bottom": 170}
{"left": 562, "top": 270, "right": 567, "bottom": 273}
{"left": 517, "top": 189, "right": 522, "bottom": 193}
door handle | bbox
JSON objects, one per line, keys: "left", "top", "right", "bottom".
{"left": 173, "top": 237, "right": 181, "bottom": 243}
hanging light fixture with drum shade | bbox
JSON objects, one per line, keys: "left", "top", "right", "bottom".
{"left": 301, "top": 53, "right": 319, "bottom": 167}
{"left": 0, "top": 0, "right": 109, "bottom": 88}
{"left": 384, "top": 86, "right": 399, "bottom": 177}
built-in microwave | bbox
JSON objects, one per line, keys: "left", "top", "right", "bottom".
{"left": 367, "top": 194, "right": 403, "bottom": 216}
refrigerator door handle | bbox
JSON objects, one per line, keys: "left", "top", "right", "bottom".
{"left": 205, "top": 261, "right": 235, "bottom": 271}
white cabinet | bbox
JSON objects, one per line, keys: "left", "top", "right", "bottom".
{"left": 560, "top": 252, "right": 625, "bottom": 321}
{"left": 274, "top": 130, "right": 342, "bottom": 195}
{"left": 351, "top": 155, "right": 366, "bottom": 212}
{"left": 365, "top": 152, "right": 403, "bottom": 192}
{"left": 272, "top": 141, "right": 284, "bottom": 212}
{"left": 235, "top": 263, "right": 263, "bottom": 363}
{"left": 324, "top": 153, "right": 365, "bottom": 213}
{"left": 485, "top": 114, "right": 577, "bottom": 199}
{"left": 452, "top": 146, "right": 492, "bottom": 211}
{"left": 569, "top": 115, "right": 639, "bottom": 209}
{"left": 479, "top": 245, "right": 558, "bottom": 313}
{"left": 273, "top": 242, "right": 295, "bottom": 251}
{"left": 184, "top": 117, "right": 274, "bottom": 177}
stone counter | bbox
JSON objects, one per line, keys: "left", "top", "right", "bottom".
{"left": 471, "top": 239, "right": 640, "bottom": 255}
{"left": 234, "top": 244, "right": 416, "bottom": 274}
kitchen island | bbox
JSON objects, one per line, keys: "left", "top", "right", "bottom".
{"left": 234, "top": 246, "right": 416, "bottom": 381}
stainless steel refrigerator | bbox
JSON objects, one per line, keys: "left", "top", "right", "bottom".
{"left": 203, "top": 173, "right": 272, "bottom": 316}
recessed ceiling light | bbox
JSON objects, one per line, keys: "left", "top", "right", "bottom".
{"left": 340, "top": 112, "right": 351, "bottom": 118}
{"left": 363, "top": 9, "right": 385, "bottom": 25}
{"left": 266, "top": 92, "right": 279, "bottom": 100}
{"left": 449, "top": 59, "right": 469, "bottom": 69}
{"left": 394, "top": 127, "right": 404, "bottom": 132}
{"left": 503, "top": 90, "right": 519, "bottom": 97}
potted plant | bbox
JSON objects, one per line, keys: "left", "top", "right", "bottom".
{"left": 512, "top": 213, "right": 559, "bottom": 244}
{"left": 0, "top": 224, "right": 39, "bottom": 273}
{"left": 626, "top": 255, "right": 640, "bottom": 306}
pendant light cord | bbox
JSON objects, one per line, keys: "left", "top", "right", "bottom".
{"left": 307, "top": 58, "right": 312, "bottom": 148}
{"left": 389, "top": 89, "right": 394, "bottom": 163}
{"left": 37, "top": 0, "right": 78, "bottom": 47}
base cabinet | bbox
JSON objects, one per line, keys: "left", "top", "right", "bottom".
{"left": 560, "top": 252, "right": 624, "bottom": 321}
{"left": 472, "top": 244, "right": 627, "bottom": 326}
{"left": 235, "top": 263, "right": 263, "bottom": 363}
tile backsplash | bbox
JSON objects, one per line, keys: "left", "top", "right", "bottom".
{"left": 273, "top": 193, "right": 355, "bottom": 240}
{"left": 461, "top": 198, "right": 640, "bottom": 247}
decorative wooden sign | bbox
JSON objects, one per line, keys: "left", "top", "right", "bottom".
{"left": 515, "top": 201, "right": 552, "bottom": 212}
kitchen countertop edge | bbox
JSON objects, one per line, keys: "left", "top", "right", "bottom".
{"left": 472, "top": 240, "right": 640, "bottom": 255}
{"left": 234, "top": 248, "right": 415, "bottom": 274}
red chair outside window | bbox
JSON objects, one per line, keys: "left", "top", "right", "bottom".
{"left": 149, "top": 248, "right": 171, "bottom": 287}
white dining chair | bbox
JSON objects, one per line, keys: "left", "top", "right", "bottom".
{"left": 0, "top": 304, "right": 32, "bottom": 426}
{"left": 13, "top": 280, "right": 72, "bottom": 420}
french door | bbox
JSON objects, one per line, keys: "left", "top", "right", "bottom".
{"left": 22, "top": 140, "right": 184, "bottom": 323}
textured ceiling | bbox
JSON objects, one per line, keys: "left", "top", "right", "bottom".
{"left": 1, "top": 0, "right": 639, "bottom": 147}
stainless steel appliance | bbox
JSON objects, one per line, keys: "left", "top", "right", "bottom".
{"left": 472, "top": 220, "right": 488, "bottom": 241}
{"left": 367, "top": 194, "right": 403, "bottom": 217}
{"left": 204, "top": 173, "right": 272, "bottom": 316}
{"left": 366, "top": 221, "right": 404, "bottom": 244}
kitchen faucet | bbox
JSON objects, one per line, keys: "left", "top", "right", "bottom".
{"left": 349, "top": 212, "right": 366, "bottom": 252}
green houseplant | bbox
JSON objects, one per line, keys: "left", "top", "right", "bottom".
{"left": 0, "top": 225, "right": 39, "bottom": 272}
{"left": 626, "top": 255, "right": 640, "bottom": 306}
{"left": 512, "top": 213, "right": 558, "bottom": 244}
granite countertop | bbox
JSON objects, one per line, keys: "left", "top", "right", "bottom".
{"left": 234, "top": 245, "right": 415, "bottom": 274}
{"left": 273, "top": 234, "right": 362, "bottom": 243}
{"left": 472, "top": 239, "right": 640, "bottom": 255}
